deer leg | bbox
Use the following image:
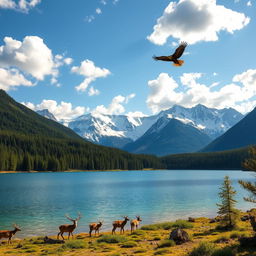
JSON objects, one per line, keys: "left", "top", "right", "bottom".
{"left": 112, "top": 226, "right": 116, "bottom": 235}
{"left": 89, "top": 230, "right": 92, "bottom": 237}
{"left": 61, "top": 232, "right": 65, "bottom": 240}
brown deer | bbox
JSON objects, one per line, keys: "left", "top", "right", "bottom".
{"left": 57, "top": 213, "right": 82, "bottom": 240}
{"left": 130, "top": 216, "right": 142, "bottom": 233}
{"left": 89, "top": 221, "right": 103, "bottom": 237}
{"left": 0, "top": 224, "right": 21, "bottom": 244}
{"left": 112, "top": 216, "right": 129, "bottom": 234}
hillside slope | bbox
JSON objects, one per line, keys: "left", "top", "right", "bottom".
{"left": 202, "top": 107, "right": 256, "bottom": 152}
{"left": 0, "top": 90, "right": 163, "bottom": 171}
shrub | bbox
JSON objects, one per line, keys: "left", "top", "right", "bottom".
{"left": 134, "top": 248, "right": 147, "bottom": 253}
{"left": 97, "top": 235, "right": 128, "bottom": 244}
{"left": 230, "top": 231, "right": 245, "bottom": 239}
{"left": 157, "top": 239, "right": 175, "bottom": 248}
{"left": 154, "top": 248, "right": 170, "bottom": 255}
{"left": 172, "top": 219, "right": 193, "bottom": 229}
{"left": 189, "top": 242, "right": 215, "bottom": 256}
{"left": 62, "top": 240, "right": 87, "bottom": 249}
{"left": 212, "top": 247, "right": 235, "bottom": 256}
{"left": 121, "top": 241, "right": 137, "bottom": 248}
{"left": 131, "top": 230, "right": 145, "bottom": 236}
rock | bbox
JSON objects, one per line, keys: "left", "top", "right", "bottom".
{"left": 188, "top": 217, "right": 195, "bottom": 222}
{"left": 169, "top": 228, "right": 189, "bottom": 244}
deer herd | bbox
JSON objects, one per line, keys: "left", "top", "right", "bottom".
{"left": 0, "top": 214, "right": 143, "bottom": 243}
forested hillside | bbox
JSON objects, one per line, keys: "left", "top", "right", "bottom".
{"left": 0, "top": 90, "right": 163, "bottom": 171}
{"left": 161, "top": 147, "right": 250, "bottom": 170}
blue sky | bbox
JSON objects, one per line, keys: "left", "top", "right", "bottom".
{"left": 0, "top": 0, "right": 256, "bottom": 120}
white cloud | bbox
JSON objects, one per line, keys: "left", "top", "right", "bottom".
{"left": 0, "top": 68, "right": 33, "bottom": 91}
{"left": 0, "top": 36, "right": 72, "bottom": 87}
{"left": 85, "top": 15, "right": 95, "bottom": 23}
{"left": 93, "top": 94, "right": 135, "bottom": 115}
{"left": 0, "top": 0, "right": 41, "bottom": 12}
{"left": 147, "top": 0, "right": 250, "bottom": 45}
{"left": 71, "top": 59, "right": 110, "bottom": 93}
{"left": 96, "top": 8, "right": 102, "bottom": 14}
{"left": 23, "top": 99, "right": 87, "bottom": 121}
{"left": 147, "top": 70, "right": 256, "bottom": 114}
{"left": 0, "top": 36, "right": 55, "bottom": 80}
{"left": 0, "top": 0, "right": 15, "bottom": 8}
{"left": 88, "top": 86, "right": 100, "bottom": 96}
{"left": 247, "top": 1, "right": 252, "bottom": 6}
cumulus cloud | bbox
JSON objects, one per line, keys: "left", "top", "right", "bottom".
{"left": 0, "top": 68, "right": 33, "bottom": 90}
{"left": 23, "top": 99, "right": 87, "bottom": 121}
{"left": 0, "top": 0, "right": 41, "bottom": 12}
{"left": 147, "top": 70, "right": 256, "bottom": 114}
{"left": 147, "top": 0, "right": 250, "bottom": 45}
{"left": 96, "top": 8, "right": 102, "bottom": 14}
{"left": 0, "top": 36, "right": 72, "bottom": 88}
{"left": 0, "top": 36, "right": 55, "bottom": 80}
{"left": 71, "top": 59, "right": 110, "bottom": 93}
{"left": 93, "top": 94, "right": 135, "bottom": 115}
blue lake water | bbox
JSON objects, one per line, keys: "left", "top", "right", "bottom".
{"left": 0, "top": 170, "right": 254, "bottom": 237}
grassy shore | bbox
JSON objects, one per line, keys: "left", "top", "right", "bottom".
{"left": 0, "top": 215, "right": 255, "bottom": 256}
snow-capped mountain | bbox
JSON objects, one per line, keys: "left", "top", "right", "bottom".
{"left": 160, "top": 104, "right": 243, "bottom": 139}
{"left": 37, "top": 104, "right": 244, "bottom": 152}
{"left": 36, "top": 109, "right": 57, "bottom": 122}
{"left": 67, "top": 113, "right": 159, "bottom": 148}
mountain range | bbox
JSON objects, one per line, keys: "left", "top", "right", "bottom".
{"left": 38, "top": 104, "right": 244, "bottom": 156}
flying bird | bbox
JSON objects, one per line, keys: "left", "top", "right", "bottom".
{"left": 153, "top": 42, "right": 187, "bottom": 67}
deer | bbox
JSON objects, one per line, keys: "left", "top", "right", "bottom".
{"left": 89, "top": 221, "right": 103, "bottom": 237}
{"left": 130, "top": 216, "right": 142, "bottom": 233}
{"left": 112, "top": 216, "right": 129, "bottom": 235}
{"left": 0, "top": 224, "right": 21, "bottom": 244}
{"left": 57, "top": 213, "right": 82, "bottom": 240}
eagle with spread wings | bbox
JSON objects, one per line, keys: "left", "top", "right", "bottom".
{"left": 153, "top": 42, "right": 187, "bottom": 66}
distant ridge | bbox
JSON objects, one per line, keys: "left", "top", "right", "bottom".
{"left": 202, "top": 107, "right": 256, "bottom": 152}
{"left": 124, "top": 117, "right": 211, "bottom": 156}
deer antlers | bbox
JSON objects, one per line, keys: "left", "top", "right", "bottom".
{"left": 65, "top": 212, "right": 82, "bottom": 222}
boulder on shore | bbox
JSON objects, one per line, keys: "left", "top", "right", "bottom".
{"left": 169, "top": 228, "right": 189, "bottom": 244}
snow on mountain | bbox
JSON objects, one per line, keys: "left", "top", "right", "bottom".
{"left": 38, "top": 104, "right": 244, "bottom": 149}
{"left": 160, "top": 104, "right": 244, "bottom": 139}
{"left": 36, "top": 109, "right": 57, "bottom": 122}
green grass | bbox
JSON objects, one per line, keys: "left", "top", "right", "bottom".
{"left": 61, "top": 240, "right": 87, "bottom": 249}
{"left": 141, "top": 220, "right": 193, "bottom": 230}
{"left": 154, "top": 248, "right": 171, "bottom": 255}
{"left": 157, "top": 239, "right": 176, "bottom": 248}
{"left": 97, "top": 235, "right": 128, "bottom": 244}
{"left": 120, "top": 241, "right": 137, "bottom": 248}
{"left": 212, "top": 247, "right": 236, "bottom": 256}
{"left": 189, "top": 242, "right": 215, "bottom": 256}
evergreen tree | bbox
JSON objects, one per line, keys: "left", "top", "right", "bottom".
{"left": 217, "top": 176, "right": 239, "bottom": 229}
{"left": 239, "top": 146, "right": 256, "bottom": 203}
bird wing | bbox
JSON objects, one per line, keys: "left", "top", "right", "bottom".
{"left": 153, "top": 55, "right": 171, "bottom": 61}
{"left": 172, "top": 42, "right": 187, "bottom": 59}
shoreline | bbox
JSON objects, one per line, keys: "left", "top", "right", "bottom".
{"left": 0, "top": 168, "right": 245, "bottom": 174}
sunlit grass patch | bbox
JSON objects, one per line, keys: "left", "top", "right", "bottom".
{"left": 154, "top": 248, "right": 171, "bottom": 255}
{"left": 189, "top": 242, "right": 215, "bottom": 256}
{"left": 97, "top": 235, "right": 128, "bottom": 244}
{"left": 157, "top": 239, "right": 175, "bottom": 248}
{"left": 61, "top": 239, "right": 87, "bottom": 249}
{"left": 141, "top": 220, "right": 193, "bottom": 230}
{"left": 120, "top": 241, "right": 137, "bottom": 248}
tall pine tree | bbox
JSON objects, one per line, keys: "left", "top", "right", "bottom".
{"left": 217, "top": 176, "right": 238, "bottom": 229}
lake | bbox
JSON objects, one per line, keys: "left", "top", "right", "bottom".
{"left": 0, "top": 170, "right": 254, "bottom": 237}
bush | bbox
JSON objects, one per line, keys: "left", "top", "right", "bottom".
{"left": 62, "top": 240, "right": 87, "bottom": 249}
{"left": 172, "top": 219, "right": 193, "bottom": 229}
{"left": 154, "top": 248, "right": 170, "bottom": 255}
{"left": 130, "top": 230, "right": 145, "bottom": 236}
{"left": 97, "top": 235, "right": 128, "bottom": 244}
{"left": 230, "top": 231, "right": 245, "bottom": 239}
{"left": 212, "top": 247, "right": 235, "bottom": 256}
{"left": 121, "top": 241, "right": 137, "bottom": 248}
{"left": 189, "top": 242, "right": 215, "bottom": 256}
{"left": 157, "top": 239, "right": 175, "bottom": 248}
